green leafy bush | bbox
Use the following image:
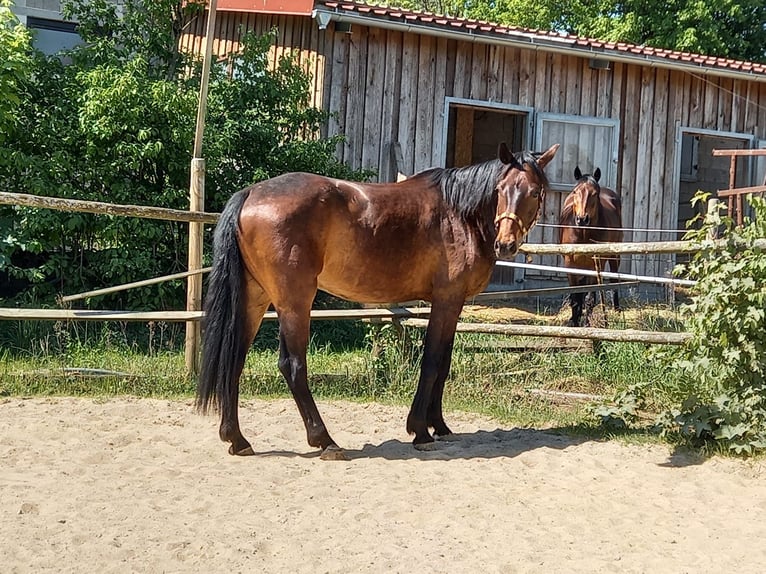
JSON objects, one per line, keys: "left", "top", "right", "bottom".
{"left": 645, "top": 194, "right": 766, "bottom": 454}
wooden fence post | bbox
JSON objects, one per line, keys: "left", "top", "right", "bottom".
{"left": 185, "top": 158, "right": 205, "bottom": 376}
{"left": 185, "top": 0, "right": 218, "bottom": 378}
{"left": 706, "top": 197, "right": 719, "bottom": 240}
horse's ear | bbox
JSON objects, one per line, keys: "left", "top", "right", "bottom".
{"left": 574, "top": 166, "right": 582, "bottom": 180}
{"left": 497, "top": 142, "right": 522, "bottom": 169}
{"left": 536, "top": 143, "right": 560, "bottom": 169}
{"left": 593, "top": 167, "right": 601, "bottom": 182}
{"left": 497, "top": 142, "right": 515, "bottom": 165}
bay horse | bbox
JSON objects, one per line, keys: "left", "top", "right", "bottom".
{"left": 559, "top": 166, "right": 623, "bottom": 327}
{"left": 197, "top": 142, "right": 559, "bottom": 459}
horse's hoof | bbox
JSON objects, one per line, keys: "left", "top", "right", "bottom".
{"left": 413, "top": 441, "right": 439, "bottom": 451}
{"left": 228, "top": 444, "right": 255, "bottom": 456}
{"left": 319, "top": 445, "right": 348, "bottom": 461}
{"left": 434, "top": 432, "right": 459, "bottom": 442}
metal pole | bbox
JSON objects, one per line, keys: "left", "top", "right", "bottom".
{"left": 495, "top": 260, "right": 697, "bottom": 287}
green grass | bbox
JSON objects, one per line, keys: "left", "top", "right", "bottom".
{"left": 0, "top": 310, "right": 681, "bottom": 439}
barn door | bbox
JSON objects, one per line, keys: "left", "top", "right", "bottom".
{"left": 530, "top": 113, "right": 620, "bottom": 276}
{"left": 675, "top": 127, "right": 755, "bottom": 232}
{"left": 441, "top": 97, "right": 534, "bottom": 168}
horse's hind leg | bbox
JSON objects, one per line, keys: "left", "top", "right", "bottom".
{"left": 569, "top": 291, "right": 585, "bottom": 327}
{"left": 220, "top": 280, "right": 270, "bottom": 456}
{"left": 275, "top": 297, "right": 344, "bottom": 460}
{"left": 428, "top": 335, "right": 457, "bottom": 440}
{"left": 609, "top": 258, "right": 621, "bottom": 310}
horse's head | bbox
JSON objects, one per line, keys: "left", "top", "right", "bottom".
{"left": 571, "top": 166, "right": 602, "bottom": 227}
{"left": 493, "top": 142, "right": 559, "bottom": 259}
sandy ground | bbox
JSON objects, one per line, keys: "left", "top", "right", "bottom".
{"left": 2, "top": 396, "right": 766, "bottom": 574}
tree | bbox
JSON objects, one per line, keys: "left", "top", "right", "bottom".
{"left": 0, "top": 0, "right": 33, "bottom": 143}
{"left": 572, "top": 0, "right": 766, "bottom": 63}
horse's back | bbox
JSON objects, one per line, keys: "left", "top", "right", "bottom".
{"left": 233, "top": 171, "right": 458, "bottom": 303}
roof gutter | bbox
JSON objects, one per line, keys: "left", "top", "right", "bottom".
{"left": 312, "top": 7, "right": 766, "bottom": 84}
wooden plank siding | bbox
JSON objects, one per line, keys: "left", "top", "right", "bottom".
{"left": 179, "top": 11, "right": 766, "bottom": 281}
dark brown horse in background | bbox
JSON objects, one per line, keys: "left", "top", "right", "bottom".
{"left": 197, "top": 143, "right": 559, "bottom": 459}
{"left": 560, "top": 166, "right": 623, "bottom": 327}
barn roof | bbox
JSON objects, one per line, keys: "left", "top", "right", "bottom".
{"left": 312, "top": 0, "right": 766, "bottom": 82}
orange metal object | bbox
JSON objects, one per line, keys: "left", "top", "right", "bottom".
{"left": 217, "top": 0, "right": 314, "bottom": 15}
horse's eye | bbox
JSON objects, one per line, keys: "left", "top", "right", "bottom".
{"left": 532, "top": 190, "right": 540, "bottom": 199}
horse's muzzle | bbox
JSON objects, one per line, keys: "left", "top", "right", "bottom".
{"left": 494, "top": 239, "right": 518, "bottom": 259}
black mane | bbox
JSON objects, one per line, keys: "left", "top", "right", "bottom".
{"left": 414, "top": 151, "right": 545, "bottom": 220}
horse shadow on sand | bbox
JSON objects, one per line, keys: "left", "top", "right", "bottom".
{"left": 253, "top": 426, "right": 589, "bottom": 462}
{"left": 253, "top": 426, "right": 708, "bottom": 467}
{"left": 349, "top": 427, "right": 587, "bottom": 461}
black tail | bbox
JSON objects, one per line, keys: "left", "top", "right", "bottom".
{"left": 196, "top": 189, "right": 250, "bottom": 415}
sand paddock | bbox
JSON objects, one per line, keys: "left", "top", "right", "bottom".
{"left": 2, "top": 396, "right": 766, "bottom": 573}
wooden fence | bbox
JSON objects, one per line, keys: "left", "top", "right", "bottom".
{"left": 711, "top": 148, "right": 766, "bottom": 226}
{"left": 7, "top": 189, "right": 765, "bottom": 356}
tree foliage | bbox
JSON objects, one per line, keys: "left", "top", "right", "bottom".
{"left": 0, "top": 0, "right": 33, "bottom": 141}
{"left": 393, "top": 0, "right": 766, "bottom": 63}
{"left": 0, "top": 0, "right": 366, "bottom": 313}
{"left": 572, "top": 0, "right": 766, "bottom": 63}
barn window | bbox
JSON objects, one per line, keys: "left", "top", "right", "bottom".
{"left": 534, "top": 113, "right": 620, "bottom": 192}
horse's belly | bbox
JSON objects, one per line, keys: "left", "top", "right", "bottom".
{"left": 318, "top": 259, "right": 434, "bottom": 304}
{"left": 564, "top": 254, "right": 598, "bottom": 271}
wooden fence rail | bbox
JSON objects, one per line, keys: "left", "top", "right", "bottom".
{"left": 60, "top": 268, "right": 213, "bottom": 303}
{"left": 0, "top": 306, "right": 689, "bottom": 346}
{"left": 0, "top": 306, "right": 432, "bottom": 323}
{"left": 400, "top": 318, "right": 691, "bottom": 345}
{"left": 0, "top": 192, "right": 219, "bottom": 224}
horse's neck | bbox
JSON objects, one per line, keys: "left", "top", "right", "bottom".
{"left": 576, "top": 226, "right": 598, "bottom": 243}
{"left": 591, "top": 200, "right": 602, "bottom": 227}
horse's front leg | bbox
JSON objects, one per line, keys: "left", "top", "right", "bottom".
{"left": 407, "top": 298, "right": 463, "bottom": 450}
